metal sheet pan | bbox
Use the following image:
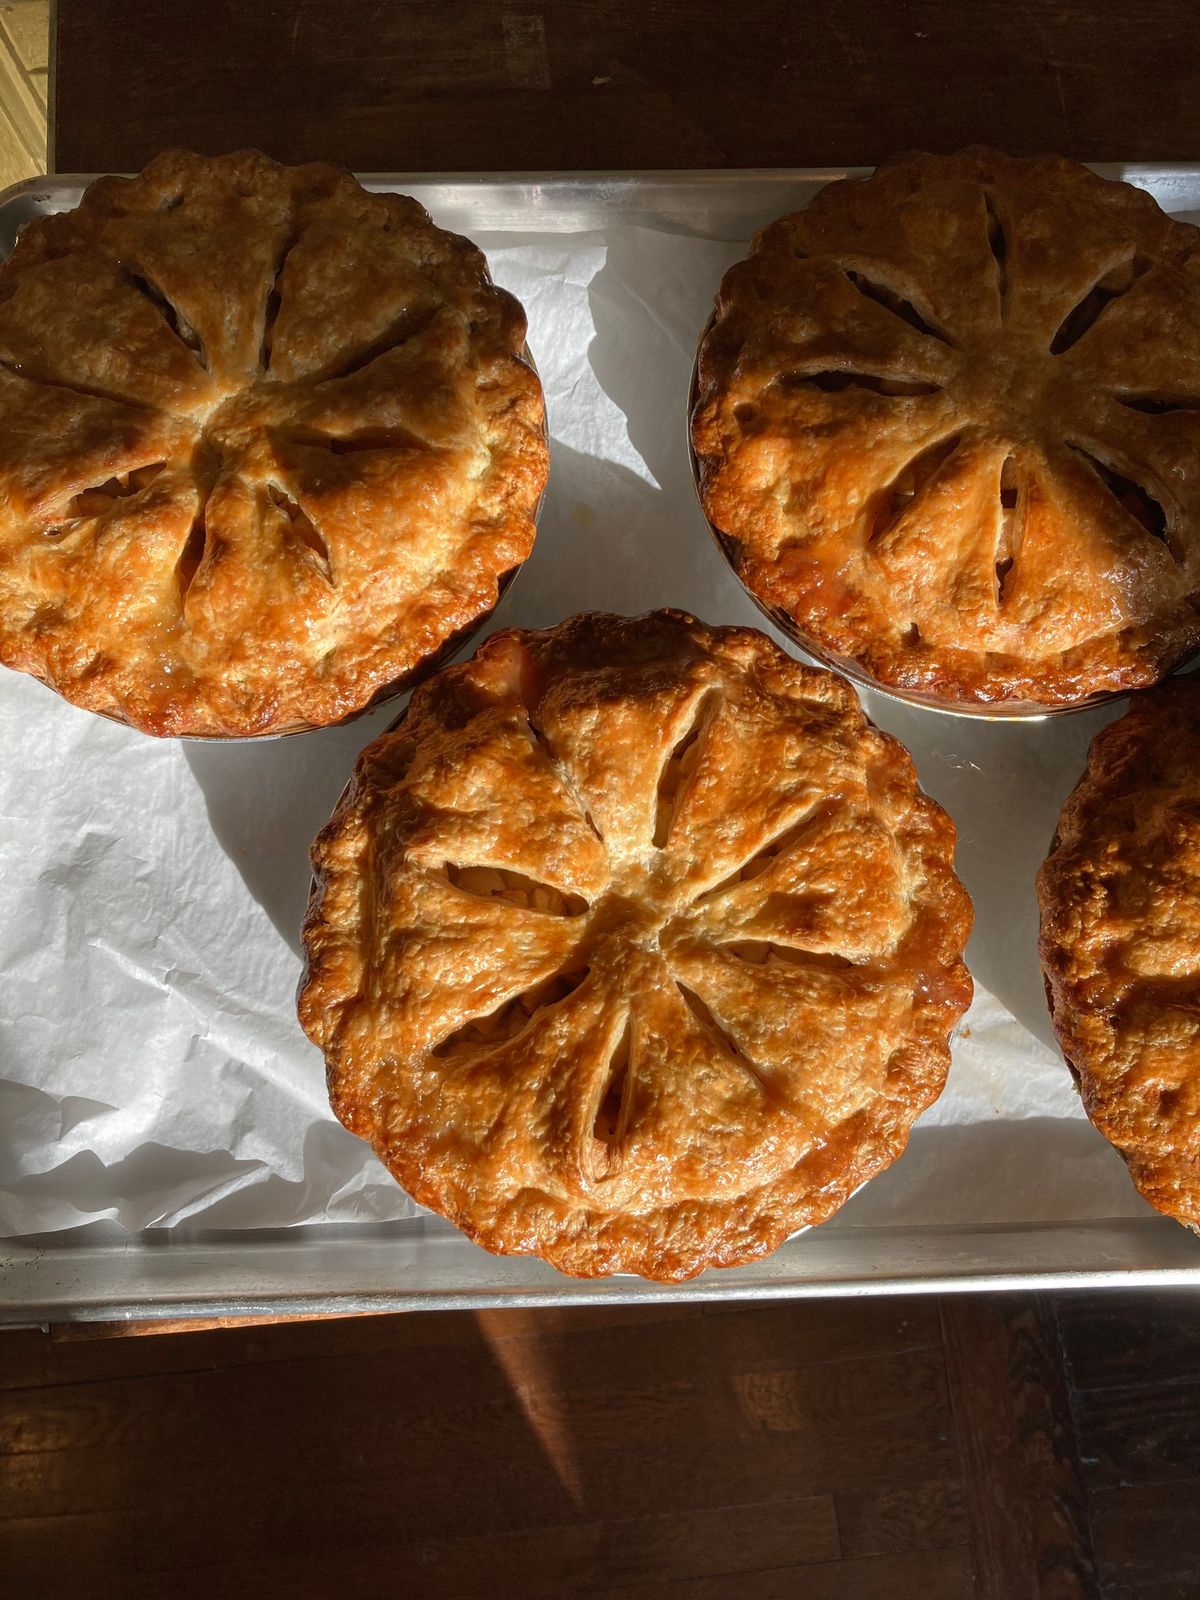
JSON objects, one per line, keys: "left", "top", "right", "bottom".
{"left": 3, "top": 165, "right": 1200, "bottom": 1324}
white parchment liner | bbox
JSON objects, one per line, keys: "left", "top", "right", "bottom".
{"left": 0, "top": 218, "right": 1166, "bottom": 1237}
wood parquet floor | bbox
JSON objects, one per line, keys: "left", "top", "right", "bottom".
{"left": 4, "top": 1290, "right": 1199, "bottom": 1598}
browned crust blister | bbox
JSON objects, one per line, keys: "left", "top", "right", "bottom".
{"left": 0, "top": 148, "right": 548, "bottom": 736}
{"left": 299, "top": 610, "right": 973, "bottom": 1281}
{"left": 1038, "top": 676, "right": 1200, "bottom": 1224}
{"left": 692, "top": 147, "right": 1200, "bottom": 710}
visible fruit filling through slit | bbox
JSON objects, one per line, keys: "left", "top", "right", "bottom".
{"left": 694, "top": 804, "right": 829, "bottom": 903}
{"left": 984, "top": 193, "right": 1008, "bottom": 313}
{"left": 259, "top": 234, "right": 298, "bottom": 371}
{"left": 1067, "top": 444, "right": 1176, "bottom": 558}
{"left": 1050, "top": 254, "right": 1151, "bottom": 354}
{"left": 123, "top": 269, "right": 207, "bottom": 367}
{"left": 444, "top": 862, "right": 588, "bottom": 916}
{"left": 267, "top": 482, "right": 333, "bottom": 580}
{"left": 776, "top": 370, "right": 941, "bottom": 397}
{"left": 995, "top": 454, "right": 1026, "bottom": 604}
{"left": 43, "top": 463, "right": 166, "bottom": 537}
{"left": 870, "top": 434, "right": 962, "bottom": 543}
{"left": 724, "top": 941, "right": 855, "bottom": 971}
{"left": 524, "top": 716, "right": 603, "bottom": 841}
{"left": 319, "top": 304, "right": 441, "bottom": 384}
{"left": 676, "top": 980, "right": 749, "bottom": 1057}
{"left": 1114, "top": 393, "right": 1200, "bottom": 415}
{"left": 175, "top": 515, "right": 207, "bottom": 604}
{"left": 653, "top": 694, "right": 716, "bottom": 849}
{"left": 432, "top": 969, "right": 587, "bottom": 1058}
{"left": 283, "top": 425, "right": 430, "bottom": 456}
{"left": 844, "top": 269, "right": 953, "bottom": 345}
{"left": 591, "top": 1015, "right": 632, "bottom": 1177}
{"left": 674, "top": 980, "right": 775, "bottom": 1100}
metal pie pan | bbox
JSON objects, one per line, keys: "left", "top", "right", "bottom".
{"left": 686, "top": 335, "right": 1191, "bottom": 722}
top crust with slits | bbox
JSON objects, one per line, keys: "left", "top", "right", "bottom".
{"left": 0, "top": 148, "right": 547, "bottom": 736}
{"left": 692, "top": 147, "right": 1200, "bottom": 709}
{"left": 299, "top": 610, "right": 973, "bottom": 1281}
{"left": 1038, "top": 677, "right": 1200, "bottom": 1225}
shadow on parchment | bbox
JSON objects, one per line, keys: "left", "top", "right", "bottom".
{"left": 584, "top": 224, "right": 762, "bottom": 627}
{"left": 182, "top": 707, "right": 393, "bottom": 956}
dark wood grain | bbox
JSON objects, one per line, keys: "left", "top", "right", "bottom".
{"left": 53, "top": 0, "right": 1200, "bottom": 175}
{"left": 15, "top": 1292, "right": 1200, "bottom": 1594}
{"left": 598, "top": 1546, "right": 977, "bottom": 1600}
{"left": 941, "top": 1295, "right": 1096, "bottom": 1600}
{"left": 0, "top": 1298, "right": 973, "bottom": 1595}
{"left": 1086, "top": 1483, "right": 1200, "bottom": 1596}
{"left": 1056, "top": 1291, "right": 1200, "bottom": 1397}
{"left": 1057, "top": 1289, "right": 1200, "bottom": 1492}
{"left": 1056, "top": 1292, "right": 1200, "bottom": 1597}
{"left": 0, "top": 1296, "right": 941, "bottom": 1390}
{"left": 835, "top": 1476, "right": 970, "bottom": 1559}
{"left": 4, "top": 1498, "right": 843, "bottom": 1600}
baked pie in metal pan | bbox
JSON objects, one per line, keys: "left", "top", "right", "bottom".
{"left": 692, "top": 147, "right": 1200, "bottom": 714}
{"left": 0, "top": 149, "right": 547, "bottom": 736}
{"left": 1038, "top": 677, "right": 1200, "bottom": 1227}
{"left": 299, "top": 610, "right": 973, "bottom": 1280}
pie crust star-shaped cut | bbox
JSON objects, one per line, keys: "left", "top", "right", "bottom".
{"left": 692, "top": 147, "right": 1200, "bottom": 711}
{"left": 299, "top": 611, "right": 973, "bottom": 1281}
{"left": 0, "top": 149, "right": 547, "bottom": 735}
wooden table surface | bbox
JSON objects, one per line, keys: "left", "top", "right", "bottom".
{"left": 53, "top": 0, "right": 1200, "bottom": 173}
{"left": 24, "top": 5, "right": 1200, "bottom": 1597}
{"left": 9, "top": 1290, "right": 1200, "bottom": 1599}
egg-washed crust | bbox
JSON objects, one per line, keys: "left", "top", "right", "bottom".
{"left": 1038, "top": 676, "right": 1200, "bottom": 1224}
{"left": 0, "top": 148, "right": 547, "bottom": 736}
{"left": 692, "top": 146, "right": 1200, "bottom": 710}
{"left": 299, "top": 609, "right": 973, "bottom": 1281}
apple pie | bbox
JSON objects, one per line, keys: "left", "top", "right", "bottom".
{"left": 692, "top": 147, "right": 1200, "bottom": 711}
{"left": 299, "top": 610, "right": 973, "bottom": 1280}
{"left": 0, "top": 148, "right": 547, "bottom": 736}
{"left": 1038, "top": 677, "right": 1200, "bottom": 1225}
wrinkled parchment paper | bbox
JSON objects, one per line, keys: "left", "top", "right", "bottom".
{"left": 0, "top": 214, "right": 1161, "bottom": 1239}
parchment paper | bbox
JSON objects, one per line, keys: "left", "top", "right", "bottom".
{"left": 0, "top": 218, "right": 1159, "bottom": 1239}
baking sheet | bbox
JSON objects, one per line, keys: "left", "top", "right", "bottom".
{"left": 3, "top": 168, "right": 1199, "bottom": 1314}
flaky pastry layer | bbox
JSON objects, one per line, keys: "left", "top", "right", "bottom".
{"left": 693, "top": 147, "right": 1200, "bottom": 709}
{"left": 1038, "top": 676, "right": 1200, "bottom": 1224}
{"left": 300, "top": 610, "right": 973, "bottom": 1280}
{"left": 0, "top": 149, "right": 547, "bottom": 735}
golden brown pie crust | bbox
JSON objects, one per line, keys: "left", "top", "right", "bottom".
{"left": 1038, "top": 677, "right": 1200, "bottom": 1225}
{"left": 299, "top": 610, "right": 973, "bottom": 1280}
{"left": 692, "top": 147, "right": 1200, "bottom": 710}
{"left": 0, "top": 149, "right": 547, "bottom": 736}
